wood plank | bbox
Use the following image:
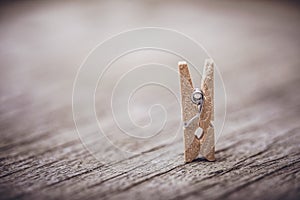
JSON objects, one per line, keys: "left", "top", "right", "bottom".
{"left": 0, "top": 0, "right": 300, "bottom": 200}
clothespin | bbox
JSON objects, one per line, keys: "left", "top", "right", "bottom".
{"left": 178, "top": 59, "right": 215, "bottom": 163}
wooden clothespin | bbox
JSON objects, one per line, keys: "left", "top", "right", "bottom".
{"left": 179, "top": 59, "right": 215, "bottom": 163}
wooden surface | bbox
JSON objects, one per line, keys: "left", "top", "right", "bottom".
{"left": 0, "top": 1, "right": 300, "bottom": 200}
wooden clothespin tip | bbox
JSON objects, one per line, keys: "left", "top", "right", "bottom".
{"left": 178, "top": 61, "right": 187, "bottom": 69}
{"left": 204, "top": 58, "right": 214, "bottom": 66}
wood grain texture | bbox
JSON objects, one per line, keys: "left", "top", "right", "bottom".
{"left": 0, "top": 1, "right": 300, "bottom": 200}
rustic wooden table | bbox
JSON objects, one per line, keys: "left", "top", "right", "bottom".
{"left": 0, "top": 1, "right": 299, "bottom": 200}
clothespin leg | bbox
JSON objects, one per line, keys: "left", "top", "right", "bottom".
{"left": 178, "top": 62, "right": 201, "bottom": 163}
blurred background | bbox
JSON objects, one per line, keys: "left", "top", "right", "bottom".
{"left": 0, "top": 0, "right": 300, "bottom": 199}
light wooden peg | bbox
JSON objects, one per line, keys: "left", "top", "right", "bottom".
{"left": 179, "top": 59, "right": 215, "bottom": 163}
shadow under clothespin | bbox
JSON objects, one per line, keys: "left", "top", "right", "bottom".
{"left": 178, "top": 59, "right": 215, "bottom": 163}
